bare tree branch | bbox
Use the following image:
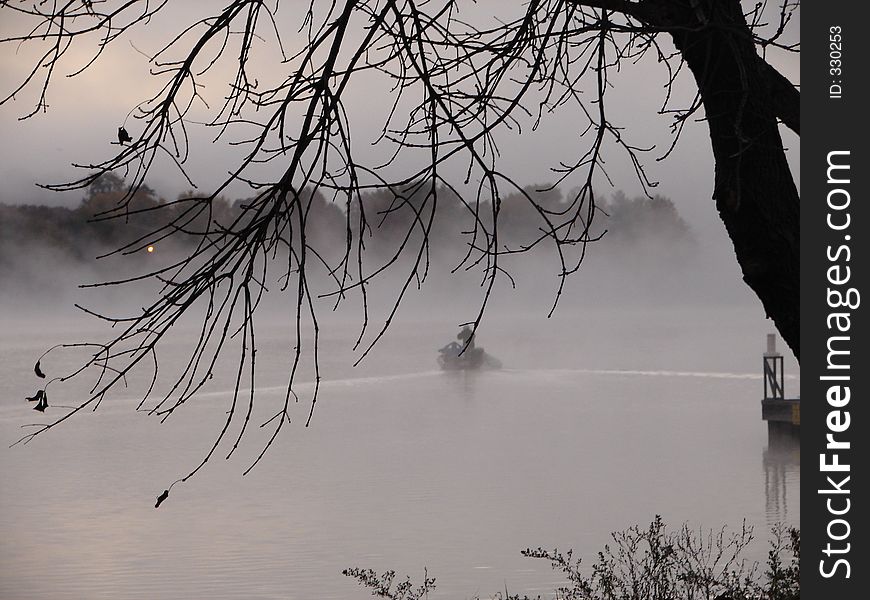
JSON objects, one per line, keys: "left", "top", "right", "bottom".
{"left": 2, "top": 0, "right": 800, "bottom": 496}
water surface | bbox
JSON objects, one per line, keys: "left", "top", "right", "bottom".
{"left": 0, "top": 306, "right": 800, "bottom": 599}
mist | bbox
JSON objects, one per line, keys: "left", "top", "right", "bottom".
{"left": 1, "top": 3, "right": 801, "bottom": 596}
{"left": 1, "top": 178, "right": 758, "bottom": 310}
{"left": 0, "top": 178, "right": 800, "bottom": 598}
{"left": 0, "top": 175, "right": 791, "bottom": 381}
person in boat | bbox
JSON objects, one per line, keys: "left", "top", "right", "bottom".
{"left": 438, "top": 326, "right": 476, "bottom": 361}
{"left": 457, "top": 325, "right": 475, "bottom": 351}
{"left": 439, "top": 341, "right": 462, "bottom": 357}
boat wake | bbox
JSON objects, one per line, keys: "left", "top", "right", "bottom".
{"left": 504, "top": 367, "right": 798, "bottom": 380}
{"left": 192, "top": 369, "right": 446, "bottom": 399}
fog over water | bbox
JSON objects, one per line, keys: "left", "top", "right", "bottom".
{"left": 1, "top": 4, "right": 800, "bottom": 596}
{"left": 0, "top": 203, "right": 799, "bottom": 598}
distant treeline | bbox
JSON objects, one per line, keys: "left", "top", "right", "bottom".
{"left": 1, "top": 173, "right": 695, "bottom": 283}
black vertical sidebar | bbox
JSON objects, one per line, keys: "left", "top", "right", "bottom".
{"left": 802, "top": 2, "right": 868, "bottom": 598}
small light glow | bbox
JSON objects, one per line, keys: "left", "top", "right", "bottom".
{"left": 146, "top": 245, "right": 155, "bottom": 253}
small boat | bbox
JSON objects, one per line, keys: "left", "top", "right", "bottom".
{"left": 437, "top": 342, "right": 502, "bottom": 371}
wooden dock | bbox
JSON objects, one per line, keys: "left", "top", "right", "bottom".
{"left": 762, "top": 397, "right": 800, "bottom": 426}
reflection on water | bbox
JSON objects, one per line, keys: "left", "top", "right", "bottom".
{"left": 441, "top": 369, "right": 484, "bottom": 403}
{"left": 763, "top": 421, "right": 800, "bottom": 525}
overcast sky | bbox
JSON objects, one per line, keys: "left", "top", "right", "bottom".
{"left": 0, "top": 1, "right": 799, "bottom": 235}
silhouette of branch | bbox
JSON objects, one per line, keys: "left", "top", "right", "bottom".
{"left": 1, "top": 0, "right": 798, "bottom": 498}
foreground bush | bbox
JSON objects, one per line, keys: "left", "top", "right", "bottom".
{"left": 344, "top": 517, "right": 799, "bottom": 600}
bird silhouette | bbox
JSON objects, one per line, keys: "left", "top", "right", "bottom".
{"left": 34, "top": 394, "right": 49, "bottom": 412}
{"left": 118, "top": 127, "right": 132, "bottom": 145}
{"left": 27, "top": 389, "right": 48, "bottom": 412}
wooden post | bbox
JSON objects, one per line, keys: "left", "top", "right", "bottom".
{"left": 763, "top": 333, "right": 784, "bottom": 401}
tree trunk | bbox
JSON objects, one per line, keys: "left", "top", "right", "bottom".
{"left": 667, "top": 0, "right": 800, "bottom": 361}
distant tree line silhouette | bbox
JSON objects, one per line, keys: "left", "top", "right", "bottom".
{"left": 1, "top": 174, "right": 694, "bottom": 285}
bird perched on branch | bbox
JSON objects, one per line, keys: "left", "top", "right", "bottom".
{"left": 118, "top": 127, "right": 132, "bottom": 145}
